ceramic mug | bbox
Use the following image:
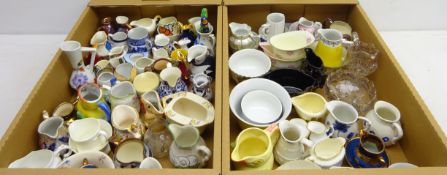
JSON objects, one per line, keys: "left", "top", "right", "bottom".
{"left": 8, "top": 147, "right": 72, "bottom": 168}
{"left": 258, "top": 13, "right": 285, "bottom": 41}
{"left": 274, "top": 119, "right": 314, "bottom": 165}
{"left": 127, "top": 27, "right": 151, "bottom": 54}
{"left": 109, "top": 81, "right": 140, "bottom": 112}
{"left": 114, "top": 63, "right": 137, "bottom": 81}
{"left": 324, "top": 100, "right": 372, "bottom": 140}
{"left": 114, "top": 139, "right": 152, "bottom": 168}
{"left": 231, "top": 124, "right": 280, "bottom": 170}
{"left": 364, "top": 101, "right": 403, "bottom": 146}
{"left": 38, "top": 116, "right": 69, "bottom": 151}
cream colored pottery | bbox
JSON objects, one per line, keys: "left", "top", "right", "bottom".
{"left": 141, "top": 91, "right": 164, "bottom": 128}
{"left": 110, "top": 105, "right": 144, "bottom": 144}
{"left": 168, "top": 124, "right": 211, "bottom": 168}
{"left": 291, "top": 92, "right": 327, "bottom": 121}
{"left": 133, "top": 72, "right": 159, "bottom": 95}
{"left": 274, "top": 119, "right": 313, "bottom": 165}
{"left": 160, "top": 66, "right": 182, "bottom": 88}
{"left": 130, "top": 16, "right": 162, "bottom": 36}
{"left": 68, "top": 118, "right": 112, "bottom": 153}
{"left": 134, "top": 57, "right": 154, "bottom": 74}
{"left": 139, "top": 157, "right": 162, "bottom": 169}
{"left": 109, "top": 81, "right": 140, "bottom": 112}
{"left": 163, "top": 92, "right": 214, "bottom": 133}
{"left": 114, "top": 63, "right": 137, "bottom": 81}
{"left": 90, "top": 31, "right": 109, "bottom": 57}
{"left": 9, "top": 147, "right": 71, "bottom": 168}
{"left": 58, "top": 151, "right": 114, "bottom": 168}
{"left": 389, "top": 162, "right": 418, "bottom": 168}
{"left": 114, "top": 139, "right": 151, "bottom": 168}
{"left": 231, "top": 124, "right": 280, "bottom": 170}
{"left": 330, "top": 21, "right": 352, "bottom": 39}
{"left": 269, "top": 31, "right": 315, "bottom": 61}
{"left": 307, "top": 121, "right": 333, "bottom": 144}
{"left": 365, "top": 100, "right": 403, "bottom": 146}
{"left": 306, "top": 137, "right": 346, "bottom": 169}
{"left": 276, "top": 160, "right": 321, "bottom": 170}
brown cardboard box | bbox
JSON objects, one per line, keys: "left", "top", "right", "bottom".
{"left": 0, "top": 1, "right": 222, "bottom": 175}
{"left": 222, "top": 0, "right": 447, "bottom": 174}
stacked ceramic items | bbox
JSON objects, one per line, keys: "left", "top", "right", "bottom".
{"left": 9, "top": 8, "right": 215, "bottom": 169}
{"left": 229, "top": 14, "right": 414, "bottom": 170}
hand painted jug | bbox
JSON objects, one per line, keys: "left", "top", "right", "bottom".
{"left": 231, "top": 124, "right": 280, "bottom": 170}
{"left": 76, "top": 83, "right": 111, "bottom": 122}
{"left": 60, "top": 40, "right": 96, "bottom": 90}
{"left": 274, "top": 119, "right": 314, "bottom": 165}
{"left": 324, "top": 100, "right": 371, "bottom": 140}
{"left": 229, "top": 22, "right": 260, "bottom": 52}
{"left": 130, "top": 16, "right": 162, "bottom": 36}
{"left": 111, "top": 105, "right": 145, "bottom": 145}
{"left": 168, "top": 124, "right": 211, "bottom": 168}
{"left": 364, "top": 101, "right": 403, "bottom": 146}
{"left": 38, "top": 115, "right": 69, "bottom": 151}
{"left": 296, "top": 17, "right": 322, "bottom": 35}
{"left": 140, "top": 90, "right": 164, "bottom": 128}
{"left": 315, "top": 29, "right": 353, "bottom": 68}
{"left": 194, "top": 8, "right": 216, "bottom": 57}
{"left": 157, "top": 66, "right": 187, "bottom": 98}
{"left": 191, "top": 73, "right": 213, "bottom": 101}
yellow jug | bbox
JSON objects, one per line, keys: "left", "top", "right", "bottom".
{"left": 315, "top": 29, "right": 351, "bottom": 68}
{"left": 231, "top": 124, "right": 280, "bottom": 170}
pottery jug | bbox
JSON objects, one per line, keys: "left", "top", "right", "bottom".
{"left": 315, "top": 29, "right": 353, "bottom": 68}
{"left": 8, "top": 147, "right": 72, "bottom": 168}
{"left": 140, "top": 90, "right": 164, "bottom": 128}
{"left": 324, "top": 100, "right": 372, "bottom": 140}
{"left": 187, "top": 45, "right": 208, "bottom": 64}
{"left": 109, "top": 81, "right": 140, "bottom": 112}
{"left": 108, "top": 32, "right": 128, "bottom": 48}
{"left": 307, "top": 121, "right": 334, "bottom": 144}
{"left": 60, "top": 40, "right": 96, "bottom": 90}
{"left": 108, "top": 46, "right": 126, "bottom": 68}
{"left": 229, "top": 22, "right": 260, "bottom": 52}
{"left": 364, "top": 101, "right": 403, "bottom": 146}
{"left": 143, "top": 117, "right": 172, "bottom": 158}
{"left": 274, "top": 119, "right": 314, "bottom": 165}
{"left": 90, "top": 31, "right": 109, "bottom": 58}
{"left": 130, "top": 16, "right": 162, "bottom": 36}
{"left": 111, "top": 105, "right": 145, "bottom": 145}
{"left": 296, "top": 17, "right": 322, "bottom": 35}
{"left": 191, "top": 73, "right": 213, "bottom": 101}
{"left": 231, "top": 124, "right": 280, "bottom": 170}
{"left": 188, "top": 45, "right": 215, "bottom": 77}
{"left": 173, "top": 38, "right": 191, "bottom": 50}
{"left": 127, "top": 27, "right": 152, "bottom": 55}
{"left": 157, "top": 66, "right": 187, "bottom": 98}
{"left": 114, "top": 139, "right": 152, "bottom": 168}
{"left": 305, "top": 137, "right": 346, "bottom": 169}
{"left": 291, "top": 92, "right": 327, "bottom": 121}
{"left": 38, "top": 115, "right": 69, "bottom": 151}
{"left": 76, "top": 83, "right": 111, "bottom": 122}
{"left": 168, "top": 124, "right": 211, "bottom": 168}
{"left": 194, "top": 21, "right": 216, "bottom": 57}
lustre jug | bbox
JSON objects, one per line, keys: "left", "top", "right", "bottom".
{"left": 168, "top": 124, "right": 211, "bottom": 168}
{"left": 76, "top": 83, "right": 111, "bottom": 122}
{"left": 229, "top": 22, "right": 260, "bottom": 52}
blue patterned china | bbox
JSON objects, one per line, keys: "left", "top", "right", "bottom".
{"left": 345, "top": 130, "right": 390, "bottom": 168}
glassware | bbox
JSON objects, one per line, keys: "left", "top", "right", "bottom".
{"left": 324, "top": 70, "right": 377, "bottom": 115}
{"left": 143, "top": 117, "right": 172, "bottom": 158}
{"left": 343, "top": 41, "right": 379, "bottom": 77}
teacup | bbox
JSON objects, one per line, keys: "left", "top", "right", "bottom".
{"left": 9, "top": 147, "right": 72, "bottom": 168}
{"left": 68, "top": 118, "right": 112, "bottom": 153}
{"left": 114, "top": 139, "right": 152, "bottom": 168}
{"left": 114, "top": 63, "right": 137, "bottom": 81}
{"left": 139, "top": 157, "right": 162, "bottom": 169}
{"left": 258, "top": 12, "right": 285, "bottom": 41}
{"left": 38, "top": 116, "right": 69, "bottom": 151}
{"left": 135, "top": 57, "right": 154, "bottom": 74}
{"left": 58, "top": 151, "right": 114, "bottom": 168}
{"left": 109, "top": 81, "right": 140, "bottom": 111}
{"left": 133, "top": 72, "right": 160, "bottom": 95}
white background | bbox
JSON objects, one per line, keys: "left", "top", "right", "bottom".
{"left": 0, "top": 0, "right": 446, "bottom": 137}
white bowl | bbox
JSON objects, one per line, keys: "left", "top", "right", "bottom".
{"left": 229, "top": 49, "right": 271, "bottom": 82}
{"left": 241, "top": 90, "right": 283, "bottom": 124}
{"left": 230, "top": 78, "right": 292, "bottom": 128}
{"left": 269, "top": 31, "right": 315, "bottom": 61}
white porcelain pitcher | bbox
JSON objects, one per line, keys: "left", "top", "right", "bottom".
{"left": 365, "top": 100, "right": 403, "bottom": 146}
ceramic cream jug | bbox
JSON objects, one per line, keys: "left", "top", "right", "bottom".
{"left": 157, "top": 66, "right": 187, "bottom": 98}
{"left": 365, "top": 101, "right": 403, "bottom": 146}
{"left": 305, "top": 137, "right": 346, "bottom": 169}
{"left": 296, "top": 17, "right": 322, "bottom": 35}
{"left": 140, "top": 90, "right": 164, "bottom": 128}
{"left": 60, "top": 40, "right": 96, "bottom": 90}
{"left": 325, "top": 100, "right": 372, "bottom": 140}
{"left": 76, "top": 83, "right": 111, "bottom": 122}
{"left": 291, "top": 92, "right": 327, "bottom": 121}
{"left": 274, "top": 119, "right": 314, "bottom": 165}
{"left": 8, "top": 148, "right": 72, "bottom": 168}
{"left": 111, "top": 105, "right": 145, "bottom": 145}
{"left": 307, "top": 121, "right": 334, "bottom": 144}
{"left": 168, "top": 124, "right": 211, "bottom": 168}
{"left": 38, "top": 115, "right": 69, "bottom": 151}
{"left": 130, "top": 16, "right": 162, "bottom": 36}
{"left": 191, "top": 73, "right": 213, "bottom": 101}
{"left": 108, "top": 31, "right": 128, "bottom": 48}
{"left": 109, "top": 81, "right": 140, "bottom": 112}
{"left": 194, "top": 21, "right": 216, "bottom": 57}
{"left": 315, "top": 29, "right": 353, "bottom": 68}
{"left": 229, "top": 22, "right": 260, "bottom": 52}
{"left": 231, "top": 124, "right": 280, "bottom": 170}
{"left": 90, "top": 31, "right": 109, "bottom": 58}
{"left": 114, "top": 139, "right": 152, "bottom": 168}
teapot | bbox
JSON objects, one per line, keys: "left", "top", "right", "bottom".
{"left": 168, "top": 124, "right": 211, "bottom": 168}
{"left": 229, "top": 22, "right": 260, "bottom": 52}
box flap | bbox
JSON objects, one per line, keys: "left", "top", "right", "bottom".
{"left": 89, "top": 0, "right": 222, "bottom": 6}
{"left": 224, "top": 0, "right": 358, "bottom": 5}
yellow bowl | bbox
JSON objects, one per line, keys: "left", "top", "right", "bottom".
{"left": 133, "top": 72, "right": 160, "bottom": 95}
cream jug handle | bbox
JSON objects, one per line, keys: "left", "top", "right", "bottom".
{"left": 258, "top": 24, "right": 271, "bottom": 40}
{"left": 357, "top": 116, "right": 372, "bottom": 131}
{"left": 300, "top": 138, "right": 314, "bottom": 148}
{"left": 196, "top": 145, "right": 212, "bottom": 165}
{"left": 391, "top": 123, "right": 403, "bottom": 144}
{"left": 53, "top": 145, "right": 73, "bottom": 158}
{"left": 81, "top": 47, "right": 97, "bottom": 69}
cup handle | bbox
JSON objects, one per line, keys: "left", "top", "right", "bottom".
{"left": 300, "top": 138, "right": 314, "bottom": 148}
{"left": 209, "top": 34, "right": 216, "bottom": 47}
{"left": 326, "top": 124, "right": 335, "bottom": 137}
{"left": 97, "top": 101, "right": 111, "bottom": 122}
{"left": 53, "top": 145, "right": 73, "bottom": 159}
{"left": 196, "top": 145, "right": 212, "bottom": 165}
{"left": 81, "top": 47, "right": 97, "bottom": 69}
{"left": 258, "top": 24, "right": 270, "bottom": 40}
{"left": 391, "top": 123, "right": 403, "bottom": 144}
{"left": 357, "top": 116, "right": 372, "bottom": 131}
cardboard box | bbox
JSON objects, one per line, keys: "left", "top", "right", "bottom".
{"left": 222, "top": 0, "right": 447, "bottom": 174}
{"left": 0, "top": 1, "right": 222, "bottom": 175}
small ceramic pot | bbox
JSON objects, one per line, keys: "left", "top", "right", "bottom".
{"left": 58, "top": 151, "right": 115, "bottom": 168}
{"left": 134, "top": 57, "right": 154, "bottom": 74}
{"left": 291, "top": 92, "right": 327, "bottom": 121}
{"left": 130, "top": 16, "right": 161, "bottom": 36}
{"left": 364, "top": 101, "right": 403, "bottom": 146}
{"left": 108, "top": 46, "right": 126, "bottom": 68}
{"left": 191, "top": 73, "right": 213, "bottom": 101}
{"left": 274, "top": 119, "right": 313, "bottom": 165}
{"left": 108, "top": 31, "right": 128, "bottom": 48}
{"left": 157, "top": 66, "right": 187, "bottom": 98}
{"left": 127, "top": 27, "right": 151, "bottom": 54}
{"left": 258, "top": 12, "right": 285, "bottom": 41}
{"left": 76, "top": 83, "right": 111, "bottom": 122}
{"left": 140, "top": 91, "right": 164, "bottom": 128}
{"left": 229, "top": 22, "right": 260, "bottom": 52}
{"left": 306, "top": 137, "right": 346, "bottom": 169}
{"left": 114, "top": 139, "right": 152, "bottom": 168}
{"left": 38, "top": 116, "right": 69, "bottom": 151}
{"left": 307, "top": 121, "right": 334, "bottom": 144}
{"left": 109, "top": 81, "right": 140, "bottom": 112}
{"left": 157, "top": 16, "right": 181, "bottom": 40}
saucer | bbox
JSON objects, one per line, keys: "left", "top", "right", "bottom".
{"left": 345, "top": 138, "right": 390, "bottom": 168}
{"left": 259, "top": 42, "right": 304, "bottom": 62}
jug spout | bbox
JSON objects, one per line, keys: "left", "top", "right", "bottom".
{"left": 168, "top": 124, "right": 200, "bottom": 148}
